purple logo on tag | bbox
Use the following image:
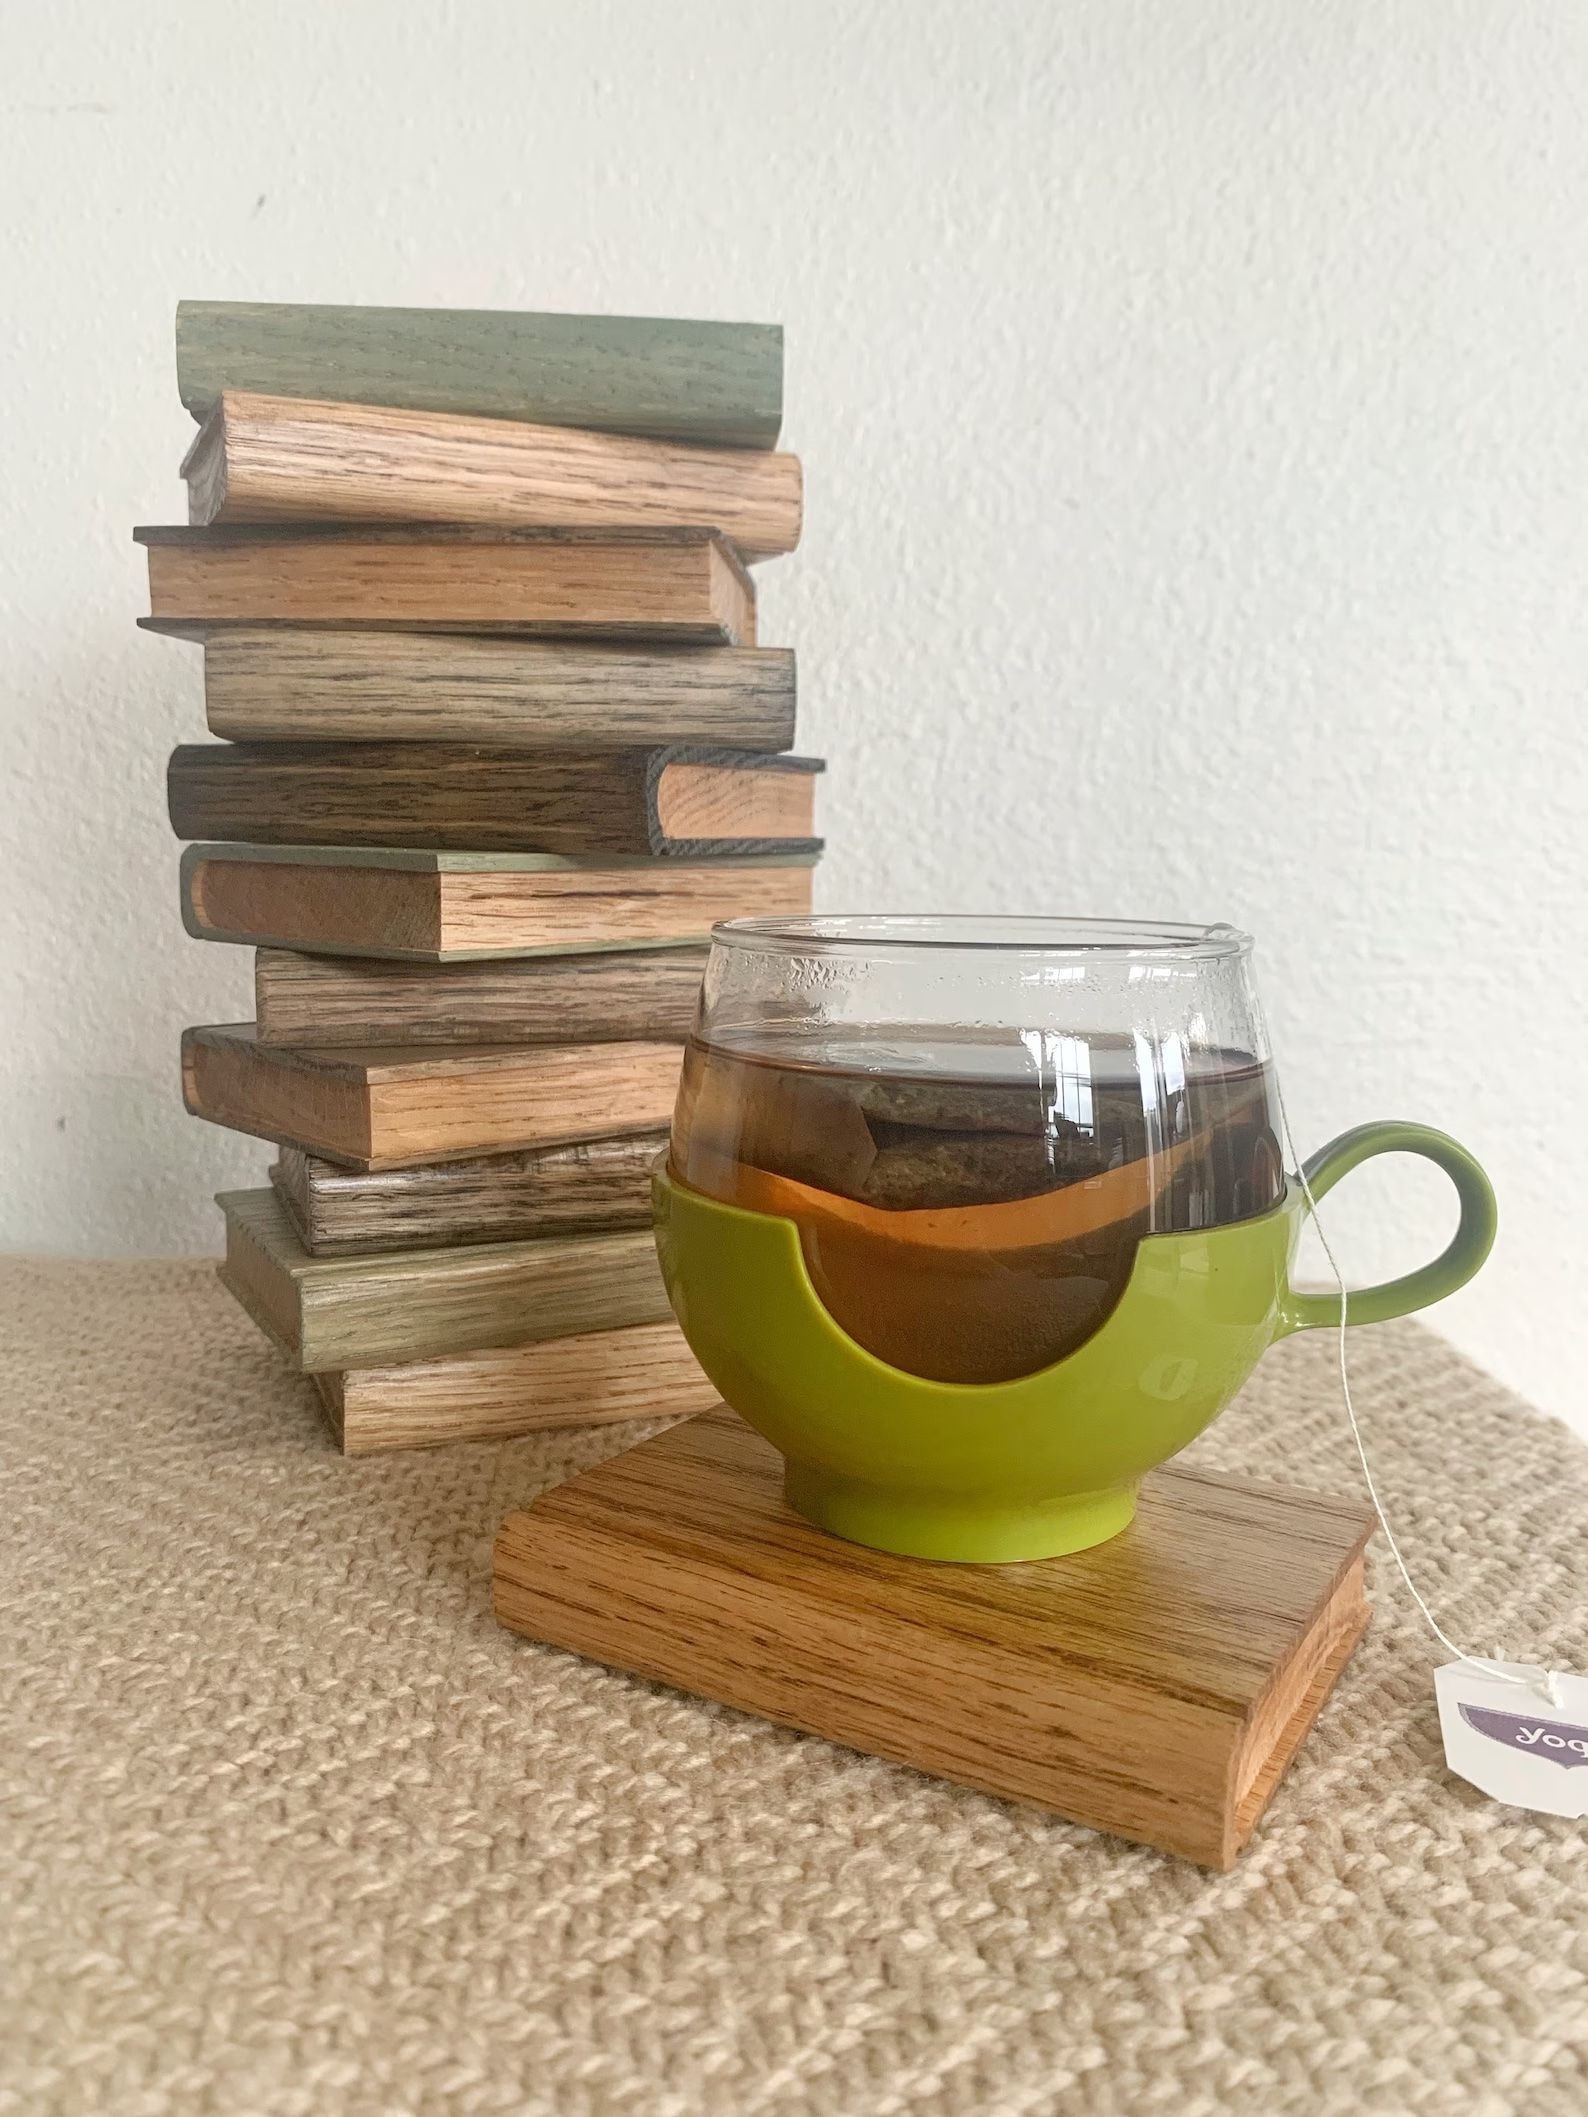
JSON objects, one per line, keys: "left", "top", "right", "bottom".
{"left": 1459, "top": 1705, "right": 1588, "bottom": 1768}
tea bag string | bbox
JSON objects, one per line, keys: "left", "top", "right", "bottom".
{"left": 1267, "top": 1068, "right": 1563, "bottom": 1711}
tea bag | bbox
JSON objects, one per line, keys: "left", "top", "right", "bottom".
{"left": 858, "top": 1125, "right": 1083, "bottom": 1210}
{"left": 854, "top": 1052, "right": 1145, "bottom": 1211}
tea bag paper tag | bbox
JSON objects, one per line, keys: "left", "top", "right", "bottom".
{"left": 1436, "top": 1662, "right": 1588, "bottom": 1818}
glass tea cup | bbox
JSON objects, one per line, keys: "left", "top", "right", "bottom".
{"left": 654, "top": 916, "right": 1496, "bottom": 1563}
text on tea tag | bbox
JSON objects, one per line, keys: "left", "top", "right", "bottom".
{"left": 1436, "top": 1662, "right": 1588, "bottom": 1819}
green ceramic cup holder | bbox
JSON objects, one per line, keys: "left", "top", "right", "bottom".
{"left": 654, "top": 1122, "right": 1497, "bottom": 1564}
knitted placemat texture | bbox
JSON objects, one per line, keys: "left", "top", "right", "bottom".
{"left": 1, "top": 1258, "right": 1584, "bottom": 2117}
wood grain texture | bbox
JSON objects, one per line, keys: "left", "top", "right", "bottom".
{"left": 180, "top": 843, "right": 816, "bottom": 960}
{"left": 254, "top": 946, "right": 705, "bottom": 1047}
{"left": 182, "top": 394, "right": 803, "bottom": 561}
{"left": 183, "top": 1023, "right": 681, "bottom": 1169}
{"left": 202, "top": 631, "right": 796, "bottom": 751}
{"left": 493, "top": 1406, "right": 1376, "bottom": 1869}
{"left": 176, "top": 302, "right": 783, "bottom": 447}
{"left": 216, "top": 1185, "right": 670, "bottom": 1370}
{"left": 273, "top": 1132, "right": 667, "bottom": 1253}
{"left": 314, "top": 1319, "right": 714, "bottom": 1454}
{"left": 653, "top": 760, "right": 816, "bottom": 846}
{"left": 168, "top": 743, "right": 822, "bottom": 857}
{"left": 136, "top": 525, "right": 756, "bottom": 644}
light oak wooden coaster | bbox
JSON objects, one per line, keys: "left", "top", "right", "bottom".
{"left": 493, "top": 1405, "right": 1376, "bottom": 1867}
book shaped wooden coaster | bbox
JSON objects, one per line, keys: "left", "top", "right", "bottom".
{"left": 181, "top": 392, "right": 803, "bottom": 559}
{"left": 272, "top": 1132, "right": 665, "bottom": 1253}
{"left": 203, "top": 633, "right": 796, "bottom": 752}
{"left": 167, "top": 744, "right": 823, "bottom": 857}
{"left": 493, "top": 1406, "right": 1376, "bottom": 1868}
{"left": 218, "top": 1186, "right": 669, "bottom": 1369}
{"left": 315, "top": 1319, "right": 715, "bottom": 1455}
{"left": 253, "top": 946, "right": 706, "bottom": 1047}
{"left": 136, "top": 525, "right": 756, "bottom": 644}
{"left": 176, "top": 301, "right": 784, "bottom": 447}
{"left": 183, "top": 1024, "right": 681, "bottom": 1168}
{"left": 180, "top": 843, "right": 815, "bottom": 960}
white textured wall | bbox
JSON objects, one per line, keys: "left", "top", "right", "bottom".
{"left": 3, "top": 1, "right": 1585, "bottom": 1432}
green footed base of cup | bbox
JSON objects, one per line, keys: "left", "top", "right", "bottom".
{"left": 783, "top": 1461, "right": 1138, "bottom": 1563}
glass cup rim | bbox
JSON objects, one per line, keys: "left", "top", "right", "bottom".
{"left": 710, "top": 913, "right": 1254, "bottom": 962}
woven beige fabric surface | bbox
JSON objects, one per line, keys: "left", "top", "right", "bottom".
{"left": 1, "top": 1259, "right": 1584, "bottom": 2117}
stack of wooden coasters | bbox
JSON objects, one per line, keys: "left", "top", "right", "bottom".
{"left": 138, "top": 300, "right": 819, "bottom": 1453}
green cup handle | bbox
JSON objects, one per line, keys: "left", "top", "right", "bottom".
{"left": 1279, "top": 1121, "right": 1498, "bottom": 1333}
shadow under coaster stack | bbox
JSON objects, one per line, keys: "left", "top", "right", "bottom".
{"left": 138, "top": 299, "right": 818, "bottom": 1453}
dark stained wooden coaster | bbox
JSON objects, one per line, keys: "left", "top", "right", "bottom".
{"left": 493, "top": 1406, "right": 1376, "bottom": 1867}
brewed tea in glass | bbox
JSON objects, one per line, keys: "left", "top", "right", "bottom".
{"left": 672, "top": 917, "right": 1284, "bottom": 1382}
